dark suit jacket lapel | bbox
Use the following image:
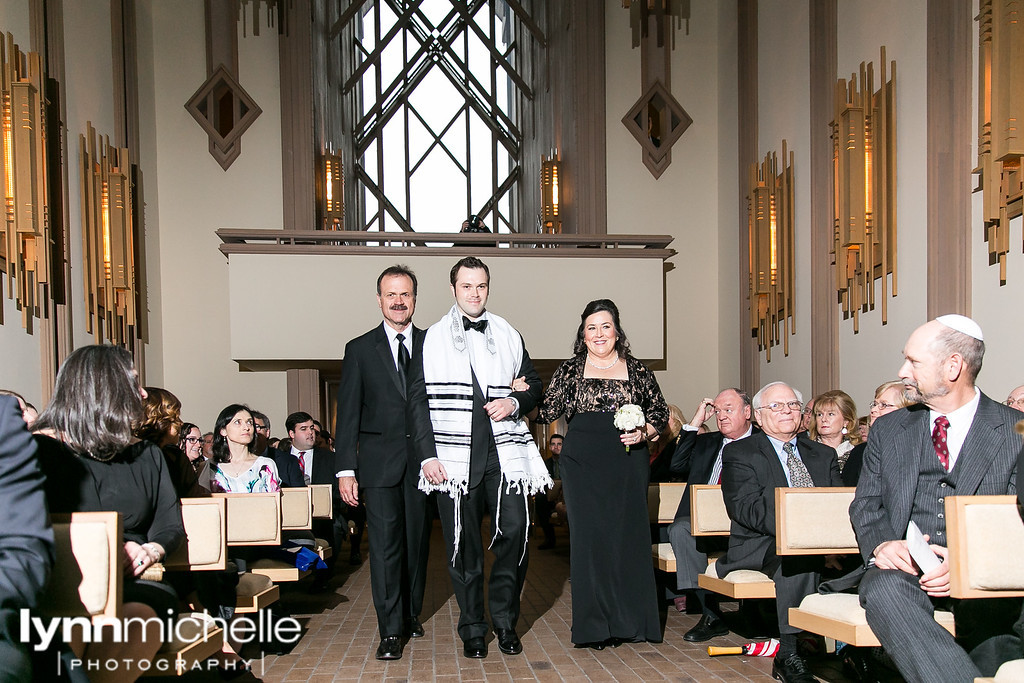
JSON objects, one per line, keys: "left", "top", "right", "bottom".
{"left": 692, "top": 433, "right": 725, "bottom": 484}
{"left": 891, "top": 407, "right": 930, "bottom": 529}
{"left": 757, "top": 434, "right": 790, "bottom": 488}
{"left": 374, "top": 325, "right": 406, "bottom": 398}
{"left": 953, "top": 395, "right": 1004, "bottom": 493}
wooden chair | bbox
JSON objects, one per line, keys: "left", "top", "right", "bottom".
{"left": 782, "top": 487, "right": 954, "bottom": 647}
{"left": 692, "top": 485, "right": 776, "bottom": 599}
{"left": 308, "top": 483, "right": 335, "bottom": 562}
{"left": 648, "top": 482, "right": 686, "bottom": 572}
{"left": 41, "top": 512, "right": 226, "bottom": 677}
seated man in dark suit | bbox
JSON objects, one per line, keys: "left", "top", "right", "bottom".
{"left": 667, "top": 388, "right": 754, "bottom": 642}
{"left": 0, "top": 395, "right": 54, "bottom": 681}
{"left": 851, "top": 315, "right": 1021, "bottom": 682}
{"left": 716, "top": 381, "right": 841, "bottom": 683}
{"left": 252, "top": 410, "right": 304, "bottom": 488}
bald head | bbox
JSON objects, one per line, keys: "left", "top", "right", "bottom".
{"left": 1007, "top": 385, "right": 1024, "bottom": 413}
{"left": 899, "top": 319, "right": 984, "bottom": 412}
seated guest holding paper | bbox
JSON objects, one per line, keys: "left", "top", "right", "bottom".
{"left": 851, "top": 315, "right": 1021, "bottom": 682}
{"left": 198, "top": 404, "right": 280, "bottom": 493}
{"left": 33, "top": 345, "right": 185, "bottom": 683}
{"left": 667, "top": 388, "right": 754, "bottom": 640}
{"left": 535, "top": 299, "right": 668, "bottom": 649}
{"left": 715, "top": 381, "right": 841, "bottom": 683}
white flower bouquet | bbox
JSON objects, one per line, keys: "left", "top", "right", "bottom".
{"left": 613, "top": 404, "right": 645, "bottom": 452}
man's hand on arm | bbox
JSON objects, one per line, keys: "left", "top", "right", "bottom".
{"left": 338, "top": 476, "right": 359, "bottom": 506}
{"left": 421, "top": 459, "right": 448, "bottom": 486}
{"left": 484, "top": 397, "right": 518, "bottom": 421}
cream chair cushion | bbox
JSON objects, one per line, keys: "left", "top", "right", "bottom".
{"left": 704, "top": 561, "right": 772, "bottom": 584}
{"left": 50, "top": 521, "right": 112, "bottom": 617}
{"left": 780, "top": 490, "right": 856, "bottom": 549}
{"left": 965, "top": 505, "right": 1024, "bottom": 591}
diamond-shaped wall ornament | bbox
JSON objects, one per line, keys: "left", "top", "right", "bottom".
{"left": 622, "top": 79, "right": 692, "bottom": 179}
{"left": 185, "top": 64, "right": 263, "bottom": 170}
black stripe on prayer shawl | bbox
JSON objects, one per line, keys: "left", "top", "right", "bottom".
{"left": 428, "top": 393, "right": 475, "bottom": 401}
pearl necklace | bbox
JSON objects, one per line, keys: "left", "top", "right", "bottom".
{"left": 586, "top": 353, "right": 619, "bottom": 370}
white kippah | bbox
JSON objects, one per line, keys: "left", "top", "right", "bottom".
{"left": 935, "top": 314, "right": 984, "bottom": 341}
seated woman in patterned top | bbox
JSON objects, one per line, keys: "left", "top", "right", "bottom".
{"left": 198, "top": 404, "right": 280, "bottom": 493}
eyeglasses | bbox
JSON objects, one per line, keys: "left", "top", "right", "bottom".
{"left": 254, "top": 424, "right": 269, "bottom": 432}
{"left": 184, "top": 437, "right": 202, "bottom": 444}
{"left": 869, "top": 400, "right": 896, "bottom": 411}
{"left": 758, "top": 401, "right": 803, "bottom": 413}
{"left": 1005, "top": 398, "right": 1024, "bottom": 408}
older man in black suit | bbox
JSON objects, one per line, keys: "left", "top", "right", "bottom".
{"left": 667, "top": 388, "right": 754, "bottom": 642}
{"left": 336, "top": 265, "right": 432, "bottom": 661}
{"left": 851, "top": 315, "right": 1021, "bottom": 683}
{"left": 716, "top": 381, "right": 841, "bottom": 683}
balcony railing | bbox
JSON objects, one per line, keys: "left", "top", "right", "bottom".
{"left": 217, "top": 230, "right": 675, "bottom": 260}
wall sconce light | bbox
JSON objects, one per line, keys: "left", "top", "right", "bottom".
{"left": 321, "top": 151, "right": 344, "bottom": 230}
{"left": 622, "top": 0, "right": 690, "bottom": 49}
{"left": 976, "top": 0, "right": 1023, "bottom": 284}
{"left": 540, "top": 151, "right": 561, "bottom": 234}
{"left": 831, "top": 47, "right": 897, "bottom": 332}
{"left": 0, "top": 33, "right": 49, "bottom": 332}
{"left": 748, "top": 141, "right": 794, "bottom": 361}
{"left": 80, "top": 122, "right": 138, "bottom": 347}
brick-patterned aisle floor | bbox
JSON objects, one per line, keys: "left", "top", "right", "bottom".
{"left": 184, "top": 521, "right": 858, "bottom": 682}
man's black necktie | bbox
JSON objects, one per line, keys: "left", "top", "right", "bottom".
{"left": 463, "top": 316, "right": 487, "bottom": 333}
{"left": 396, "top": 333, "right": 410, "bottom": 384}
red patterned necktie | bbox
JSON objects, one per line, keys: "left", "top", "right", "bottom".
{"left": 931, "top": 416, "right": 951, "bottom": 471}
{"left": 297, "top": 451, "right": 307, "bottom": 474}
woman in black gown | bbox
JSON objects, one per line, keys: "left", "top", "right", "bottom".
{"left": 536, "top": 299, "right": 668, "bottom": 649}
{"left": 33, "top": 345, "right": 184, "bottom": 683}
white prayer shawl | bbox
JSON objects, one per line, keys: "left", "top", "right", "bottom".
{"left": 419, "top": 305, "right": 552, "bottom": 562}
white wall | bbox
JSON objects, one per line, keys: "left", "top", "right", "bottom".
{"left": 605, "top": 0, "right": 736, "bottom": 415}
{"left": 143, "top": 0, "right": 288, "bottom": 432}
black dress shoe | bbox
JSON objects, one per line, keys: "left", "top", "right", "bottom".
{"left": 463, "top": 636, "right": 487, "bottom": 658}
{"left": 772, "top": 653, "right": 816, "bottom": 683}
{"left": 405, "top": 617, "right": 425, "bottom": 638}
{"left": 573, "top": 642, "right": 605, "bottom": 650}
{"left": 375, "top": 635, "right": 402, "bottom": 661}
{"left": 683, "top": 614, "right": 729, "bottom": 642}
{"left": 494, "top": 628, "right": 522, "bottom": 655}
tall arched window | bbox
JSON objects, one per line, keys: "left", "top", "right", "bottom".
{"left": 337, "top": 0, "right": 543, "bottom": 234}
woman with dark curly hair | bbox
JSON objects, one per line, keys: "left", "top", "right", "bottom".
{"left": 198, "top": 404, "right": 280, "bottom": 493}
{"left": 135, "top": 387, "right": 204, "bottom": 498}
{"left": 535, "top": 299, "right": 668, "bottom": 649}
{"left": 33, "top": 345, "right": 184, "bottom": 682}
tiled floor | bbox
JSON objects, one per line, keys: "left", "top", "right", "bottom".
{"left": 197, "top": 522, "right": 857, "bottom": 682}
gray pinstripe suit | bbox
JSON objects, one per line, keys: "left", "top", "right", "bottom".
{"left": 850, "top": 394, "right": 1021, "bottom": 683}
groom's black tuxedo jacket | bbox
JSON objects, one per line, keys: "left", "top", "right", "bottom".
{"left": 336, "top": 323, "right": 424, "bottom": 488}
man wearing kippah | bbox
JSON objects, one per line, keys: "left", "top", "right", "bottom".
{"left": 851, "top": 315, "right": 1022, "bottom": 682}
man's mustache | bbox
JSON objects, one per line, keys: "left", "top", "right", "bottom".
{"left": 390, "top": 304, "right": 408, "bottom": 311}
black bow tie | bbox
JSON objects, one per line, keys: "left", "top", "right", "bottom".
{"left": 462, "top": 316, "right": 487, "bottom": 333}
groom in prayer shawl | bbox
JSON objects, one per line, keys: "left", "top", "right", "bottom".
{"left": 410, "top": 257, "right": 551, "bottom": 660}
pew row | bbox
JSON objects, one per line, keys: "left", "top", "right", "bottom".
{"left": 782, "top": 487, "right": 955, "bottom": 647}
{"left": 215, "top": 489, "right": 332, "bottom": 582}
{"left": 648, "top": 482, "right": 686, "bottom": 573}
{"left": 39, "top": 510, "right": 226, "bottom": 677}
{"left": 692, "top": 485, "right": 775, "bottom": 599}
